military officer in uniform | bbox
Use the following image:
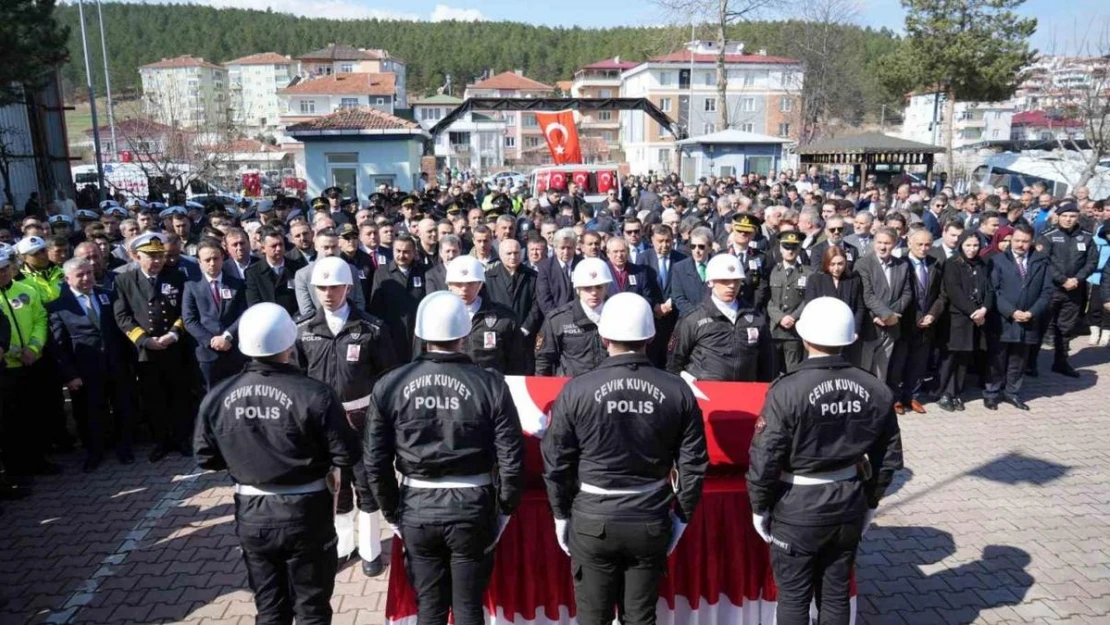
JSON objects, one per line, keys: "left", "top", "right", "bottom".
{"left": 364, "top": 291, "right": 525, "bottom": 625}
{"left": 768, "top": 231, "right": 813, "bottom": 375}
{"left": 747, "top": 297, "right": 903, "bottom": 625}
{"left": 1029, "top": 201, "right": 1098, "bottom": 377}
{"left": 293, "top": 257, "right": 398, "bottom": 577}
{"left": 535, "top": 258, "right": 613, "bottom": 377}
{"left": 542, "top": 292, "right": 708, "bottom": 625}
{"left": 726, "top": 214, "right": 770, "bottom": 310}
{"left": 113, "top": 233, "right": 193, "bottom": 462}
{"left": 414, "top": 255, "right": 526, "bottom": 374}
{"left": 668, "top": 254, "right": 773, "bottom": 382}
{"left": 195, "top": 303, "right": 361, "bottom": 625}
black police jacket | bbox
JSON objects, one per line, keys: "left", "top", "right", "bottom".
{"left": 412, "top": 297, "right": 526, "bottom": 374}
{"left": 363, "top": 351, "right": 525, "bottom": 524}
{"left": 1038, "top": 225, "right": 1099, "bottom": 286}
{"left": 534, "top": 299, "right": 606, "bottom": 377}
{"left": 193, "top": 361, "right": 360, "bottom": 526}
{"left": 293, "top": 305, "right": 399, "bottom": 411}
{"left": 542, "top": 353, "right": 707, "bottom": 523}
{"left": 667, "top": 296, "right": 773, "bottom": 382}
{"left": 746, "top": 355, "right": 903, "bottom": 525}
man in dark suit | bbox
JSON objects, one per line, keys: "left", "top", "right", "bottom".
{"left": 246, "top": 226, "right": 306, "bottom": 316}
{"left": 183, "top": 240, "right": 248, "bottom": 391}
{"left": 856, "top": 227, "right": 913, "bottom": 391}
{"left": 285, "top": 221, "right": 316, "bottom": 265}
{"left": 48, "top": 257, "right": 136, "bottom": 472}
{"left": 808, "top": 216, "right": 859, "bottom": 271}
{"left": 895, "top": 229, "right": 946, "bottom": 414}
{"left": 368, "top": 233, "right": 426, "bottom": 362}
{"left": 640, "top": 224, "right": 687, "bottom": 367}
{"left": 221, "top": 227, "right": 256, "bottom": 281}
{"left": 670, "top": 227, "right": 713, "bottom": 318}
{"left": 604, "top": 236, "right": 661, "bottom": 305}
{"left": 485, "top": 239, "right": 542, "bottom": 373}
{"left": 536, "top": 228, "right": 580, "bottom": 315}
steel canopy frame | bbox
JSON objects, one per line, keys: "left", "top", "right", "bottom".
{"left": 429, "top": 98, "right": 685, "bottom": 139}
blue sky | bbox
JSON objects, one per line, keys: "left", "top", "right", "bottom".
{"left": 125, "top": 0, "right": 1107, "bottom": 53}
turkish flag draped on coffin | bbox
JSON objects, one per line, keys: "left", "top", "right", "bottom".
{"left": 536, "top": 110, "right": 583, "bottom": 165}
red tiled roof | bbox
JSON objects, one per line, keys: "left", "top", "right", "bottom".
{"left": 649, "top": 50, "right": 800, "bottom": 65}
{"left": 1012, "top": 110, "right": 1084, "bottom": 128}
{"left": 286, "top": 107, "right": 421, "bottom": 132}
{"left": 298, "top": 43, "right": 381, "bottom": 61}
{"left": 140, "top": 55, "right": 225, "bottom": 71}
{"left": 86, "top": 118, "right": 173, "bottom": 137}
{"left": 582, "top": 58, "right": 640, "bottom": 71}
{"left": 224, "top": 52, "right": 293, "bottom": 66}
{"left": 469, "top": 71, "right": 554, "bottom": 92}
{"left": 278, "top": 73, "right": 395, "bottom": 96}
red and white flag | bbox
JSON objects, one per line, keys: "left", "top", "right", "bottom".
{"left": 536, "top": 110, "right": 583, "bottom": 164}
{"left": 548, "top": 170, "right": 567, "bottom": 190}
{"left": 597, "top": 170, "right": 616, "bottom": 194}
{"left": 572, "top": 170, "right": 589, "bottom": 188}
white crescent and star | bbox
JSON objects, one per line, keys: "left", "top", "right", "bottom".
{"left": 545, "top": 122, "right": 569, "bottom": 155}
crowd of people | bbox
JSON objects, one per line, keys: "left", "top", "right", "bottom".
{"left": 0, "top": 169, "right": 1106, "bottom": 502}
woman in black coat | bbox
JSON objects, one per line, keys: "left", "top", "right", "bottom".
{"left": 804, "top": 244, "right": 866, "bottom": 365}
{"left": 937, "top": 231, "right": 995, "bottom": 411}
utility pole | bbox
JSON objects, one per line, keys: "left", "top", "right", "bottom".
{"left": 95, "top": 0, "right": 118, "bottom": 162}
{"left": 77, "top": 0, "right": 106, "bottom": 202}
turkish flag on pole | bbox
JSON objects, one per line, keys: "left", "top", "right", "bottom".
{"left": 536, "top": 110, "right": 583, "bottom": 164}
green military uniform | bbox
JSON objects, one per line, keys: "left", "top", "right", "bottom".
{"left": 768, "top": 231, "right": 813, "bottom": 375}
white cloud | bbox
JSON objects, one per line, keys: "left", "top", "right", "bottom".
{"left": 109, "top": 0, "right": 483, "bottom": 22}
{"left": 430, "top": 4, "right": 485, "bottom": 22}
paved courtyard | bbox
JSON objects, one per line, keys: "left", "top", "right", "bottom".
{"left": 1, "top": 344, "right": 1108, "bottom": 625}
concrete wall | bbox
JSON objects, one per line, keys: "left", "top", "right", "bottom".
{"left": 301, "top": 136, "right": 422, "bottom": 198}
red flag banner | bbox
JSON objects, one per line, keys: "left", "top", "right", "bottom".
{"left": 535, "top": 110, "right": 583, "bottom": 164}
{"left": 548, "top": 170, "right": 567, "bottom": 190}
{"left": 597, "top": 170, "right": 616, "bottom": 194}
{"left": 572, "top": 170, "right": 589, "bottom": 188}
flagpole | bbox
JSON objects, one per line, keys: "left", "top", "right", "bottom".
{"left": 77, "top": 0, "right": 106, "bottom": 202}
{"left": 95, "top": 0, "right": 118, "bottom": 162}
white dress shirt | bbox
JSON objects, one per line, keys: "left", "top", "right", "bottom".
{"left": 712, "top": 294, "right": 739, "bottom": 324}
{"left": 324, "top": 304, "right": 349, "bottom": 336}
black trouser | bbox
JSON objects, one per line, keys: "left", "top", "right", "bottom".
{"left": 773, "top": 339, "right": 805, "bottom": 377}
{"left": 198, "top": 354, "right": 245, "bottom": 393}
{"left": 938, "top": 350, "right": 971, "bottom": 398}
{"left": 0, "top": 366, "right": 48, "bottom": 474}
{"left": 899, "top": 329, "right": 932, "bottom": 404}
{"left": 71, "top": 370, "right": 136, "bottom": 459}
{"left": 1086, "top": 281, "right": 1109, "bottom": 329}
{"left": 986, "top": 340, "right": 1029, "bottom": 399}
{"left": 1044, "top": 286, "right": 1086, "bottom": 364}
{"left": 401, "top": 518, "right": 497, "bottom": 625}
{"left": 769, "top": 519, "right": 863, "bottom": 625}
{"left": 335, "top": 463, "right": 379, "bottom": 514}
{"left": 570, "top": 515, "right": 671, "bottom": 625}
{"left": 238, "top": 517, "right": 338, "bottom": 625}
{"left": 136, "top": 349, "right": 193, "bottom": 450}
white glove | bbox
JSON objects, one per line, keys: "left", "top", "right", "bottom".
{"left": 679, "top": 370, "right": 697, "bottom": 384}
{"left": 666, "top": 511, "right": 688, "bottom": 555}
{"left": 554, "top": 518, "right": 570, "bottom": 556}
{"left": 388, "top": 522, "right": 403, "bottom": 540}
{"left": 496, "top": 514, "right": 511, "bottom": 543}
{"left": 862, "top": 508, "right": 878, "bottom": 536}
{"left": 752, "top": 513, "right": 772, "bottom": 543}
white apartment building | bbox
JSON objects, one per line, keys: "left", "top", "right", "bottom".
{"left": 140, "top": 56, "right": 228, "bottom": 129}
{"left": 620, "top": 40, "right": 804, "bottom": 175}
{"left": 296, "top": 43, "right": 408, "bottom": 109}
{"left": 277, "top": 73, "right": 397, "bottom": 131}
{"left": 901, "top": 90, "right": 1016, "bottom": 148}
{"left": 413, "top": 94, "right": 506, "bottom": 174}
{"left": 571, "top": 57, "right": 640, "bottom": 163}
{"left": 464, "top": 71, "right": 554, "bottom": 165}
{"left": 225, "top": 53, "right": 299, "bottom": 133}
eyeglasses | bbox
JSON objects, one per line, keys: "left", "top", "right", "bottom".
{"left": 827, "top": 227, "right": 843, "bottom": 233}
{"left": 624, "top": 229, "right": 641, "bottom": 235}
{"left": 690, "top": 243, "right": 708, "bottom": 250}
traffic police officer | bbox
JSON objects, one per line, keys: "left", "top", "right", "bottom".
{"left": 535, "top": 257, "right": 612, "bottom": 377}
{"left": 668, "top": 254, "right": 773, "bottom": 382}
{"left": 542, "top": 292, "right": 708, "bottom": 625}
{"left": 768, "top": 231, "right": 813, "bottom": 375}
{"left": 293, "top": 256, "right": 398, "bottom": 577}
{"left": 1030, "top": 201, "right": 1098, "bottom": 377}
{"left": 747, "top": 297, "right": 904, "bottom": 625}
{"left": 364, "top": 291, "right": 525, "bottom": 625}
{"left": 195, "top": 302, "right": 360, "bottom": 625}
{"left": 414, "top": 255, "right": 525, "bottom": 373}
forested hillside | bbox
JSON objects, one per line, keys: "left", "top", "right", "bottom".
{"left": 54, "top": 3, "right": 902, "bottom": 121}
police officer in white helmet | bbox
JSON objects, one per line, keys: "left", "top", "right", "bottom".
{"left": 534, "top": 257, "right": 613, "bottom": 376}
{"left": 542, "top": 292, "right": 708, "bottom": 625}
{"left": 364, "top": 291, "right": 525, "bottom": 625}
{"left": 194, "top": 302, "right": 361, "bottom": 625}
{"left": 747, "top": 297, "right": 904, "bottom": 625}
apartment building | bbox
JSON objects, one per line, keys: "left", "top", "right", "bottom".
{"left": 296, "top": 43, "right": 408, "bottom": 108}
{"left": 225, "top": 52, "right": 299, "bottom": 132}
{"left": 413, "top": 94, "right": 506, "bottom": 174}
{"left": 139, "top": 56, "right": 228, "bottom": 128}
{"left": 571, "top": 57, "right": 639, "bottom": 163}
{"left": 277, "top": 73, "right": 397, "bottom": 128}
{"left": 464, "top": 71, "right": 554, "bottom": 166}
{"left": 901, "top": 90, "right": 1017, "bottom": 147}
{"left": 619, "top": 40, "right": 803, "bottom": 174}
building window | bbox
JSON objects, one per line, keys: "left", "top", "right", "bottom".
{"left": 598, "top": 111, "right": 612, "bottom": 121}
{"left": 522, "top": 113, "right": 538, "bottom": 128}
{"left": 506, "top": 114, "right": 516, "bottom": 126}
{"left": 524, "top": 136, "right": 543, "bottom": 148}
{"left": 660, "top": 98, "right": 672, "bottom": 113}
{"left": 704, "top": 72, "right": 716, "bottom": 86}
{"left": 703, "top": 123, "right": 716, "bottom": 134}
{"left": 658, "top": 148, "right": 671, "bottom": 164}
{"left": 741, "top": 123, "right": 754, "bottom": 132}
{"left": 299, "top": 99, "right": 316, "bottom": 114}
{"left": 602, "top": 131, "right": 615, "bottom": 141}
{"left": 375, "top": 97, "right": 387, "bottom": 106}
{"left": 742, "top": 98, "right": 755, "bottom": 112}
{"left": 504, "top": 136, "right": 516, "bottom": 148}
{"left": 599, "top": 89, "right": 612, "bottom": 98}
{"left": 992, "top": 128, "right": 1000, "bottom": 138}
{"left": 339, "top": 97, "right": 359, "bottom": 109}
{"left": 743, "top": 73, "right": 755, "bottom": 87}
{"left": 704, "top": 98, "right": 717, "bottom": 112}
{"left": 340, "top": 63, "right": 354, "bottom": 73}
{"left": 778, "top": 123, "right": 791, "bottom": 137}
{"left": 659, "top": 72, "right": 673, "bottom": 87}
{"left": 780, "top": 97, "right": 793, "bottom": 112}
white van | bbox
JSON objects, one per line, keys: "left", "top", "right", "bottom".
{"left": 972, "top": 153, "right": 1110, "bottom": 200}
{"left": 530, "top": 164, "right": 622, "bottom": 206}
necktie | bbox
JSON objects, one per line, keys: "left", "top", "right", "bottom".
{"left": 84, "top": 294, "right": 100, "bottom": 327}
{"left": 1017, "top": 256, "right": 1027, "bottom": 278}
{"left": 917, "top": 260, "right": 928, "bottom": 293}
{"left": 211, "top": 279, "right": 221, "bottom": 308}
{"left": 659, "top": 258, "right": 668, "bottom": 288}
{"left": 697, "top": 262, "right": 706, "bottom": 282}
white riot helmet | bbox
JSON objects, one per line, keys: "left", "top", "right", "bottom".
{"left": 598, "top": 292, "right": 655, "bottom": 341}
{"left": 415, "top": 291, "right": 471, "bottom": 342}
{"left": 572, "top": 257, "right": 614, "bottom": 288}
{"left": 796, "top": 297, "right": 857, "bottom": 347}
{"left": 705, "top": 253, "right": 744, "bottom": 282}
{"left": 238, "top": 303, "right": 298, "bottom": 358}
{"left": 445, "top": 255, "right": 485, "bottom": 283}
{"left": 310, "top": 256, "right": 353, "bottom": 286}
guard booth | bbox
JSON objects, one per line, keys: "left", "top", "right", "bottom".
{"left": 797, "top": 132, "right": 944, "bottom": 191}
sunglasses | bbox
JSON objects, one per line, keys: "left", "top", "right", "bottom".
{"left": 690, "top": 243, "right": 708, "bottom": 250}
{"left": 828, "top": 227, "right": 843, "bottom": 233}
{"left": 625, "top": 229, "right": 641, "bottom": 235}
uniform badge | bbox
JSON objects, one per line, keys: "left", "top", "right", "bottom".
{"left": 350, "top": 332, "right": 361, "bottom": 340}
{"left": 160, "top": 283, "right": 174, "bottom": 295}
{"left": 629, "top": 275, "right": 638, "bottom": 286}
{"left": 797, "top": 276, "right": 807, "bottom": 288}
{"left": 745, "top": 314, "right": 754, "bottom": 323}
{"left": 98, "top": 293, "right": 110, "bottom": 305}
{"left": 746, "top": 327, "right": 759, "bottom": 344}
{"left": 346, "top": 345, "right": 361, "bottom": 362}
{"left": 220, "top": 288, "right": 232, "bottom": 299}
{"left": 286, "top": 280, "right": 295, "bottom": 290}
{"left": 485, "top": 316, "right": 496, "bottom": 328}
{"left": 9, "top": 298, "right": 22, "bottom": 310}
{"left": 1036, "top": 243, "right": 1045, "bottom": 252}
{"left": 413, "top": 277, "right": 423, "bottom": 288}
{"left": 534, "top": 333, "right": 544, "bottom": 353}
{"left": 754, "top": 415, "right": 766, "bottom": 435}
{"left": 749, "top": 260, "right": 759, "bottom": 271}
{"left": 358, "top": 270, "right": 367, "bottom": 279}
{"left": 484, "top": 331, "right": 497, "bottom": 349}
{"left": 1077, "top": 242, "right": 1087, "bottom": 252}
{"left": 846, "top": 252, "right": 854, "bottom": 261}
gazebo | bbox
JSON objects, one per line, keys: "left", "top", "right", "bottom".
{"left": 797, "top": 132, "right": 944, "bottom": 191}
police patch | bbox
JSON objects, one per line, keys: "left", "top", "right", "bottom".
{"left": 485, "top": 316, "right": 496, "bottom": 328}
{"left": 534, "top": 333, "right": 544, "bottom": 353}
{"left": 754, "top": 415, "right": 766, "bottom": 435}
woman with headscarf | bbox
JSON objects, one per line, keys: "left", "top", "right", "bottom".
{"left": 936, "top": 231, "right": 995, "bottom": 412}
{"left": 980, "top": 225, "right": 1014, "bottom": 263}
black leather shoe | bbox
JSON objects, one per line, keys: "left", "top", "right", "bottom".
{"left": 984, "top": 398, "right": 999, "bottom": 410}
{"left": 148, "top": 446, "right": 169, "bottom": 463}
{"left": 116, "top": 449, "right": 135, "bottom": 465}
{"left": 361, "top": 555, "right": 385, "bottom": 577}
{"left": 0, "top": 479, "right": 32, "bottom": 500}
{"left": 937, "top": 396, "right": 955, "bottom": 412}
{"left": 1051, "top": 363, "right": 1080, "bottom": 378}
{"left": 953, "top": 397, "right": 966, "bottom": 411}
{"left": 176, "top": 443, "right": 193, "bottom": 458}
{"left": 1004, "top": 396, "right": 1031, "bottom": 411}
